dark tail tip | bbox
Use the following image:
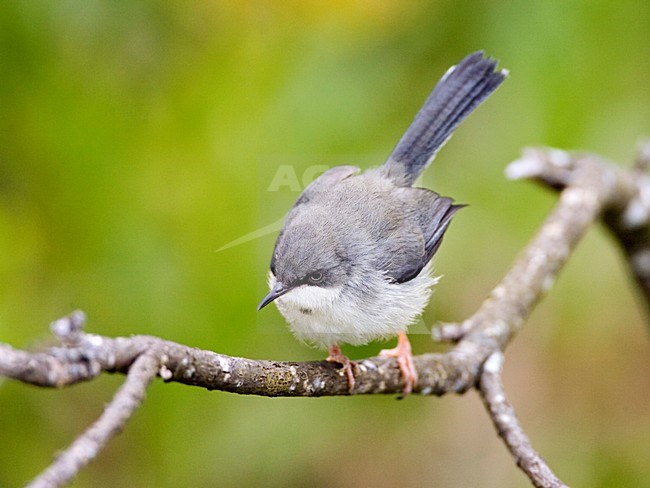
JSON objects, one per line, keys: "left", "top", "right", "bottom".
{"left": 383, "top": 52, "right": 507, "bottom": 186}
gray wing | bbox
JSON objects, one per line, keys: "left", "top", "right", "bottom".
{"left": 419, "top": 193, "right": 464, "bottom": 265}
{"left": 382, "top": 188, "right": 463, "bottom": 283}
{"left": 373, "top": 216, "right": 426, "bottom": 284}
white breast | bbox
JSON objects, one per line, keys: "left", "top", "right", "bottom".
{"left": 268, "top": 266, "right": 437, "bottom": 349}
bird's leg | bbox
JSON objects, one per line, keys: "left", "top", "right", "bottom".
{"left": 327, "top": 344, "right": 356, "bottom": 393}
{"left": 379, "top": 332, "right": 418, "bottom": 395}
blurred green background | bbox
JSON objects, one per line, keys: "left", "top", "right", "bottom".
{"left": 1, "top": 1, "right": 649, "bottom": 487}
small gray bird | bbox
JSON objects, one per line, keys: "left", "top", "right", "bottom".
{"left": 257, "top": 52, "right": 506, "bottom": 393}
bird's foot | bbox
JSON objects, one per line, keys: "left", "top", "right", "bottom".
{"left": 327, "top": 344, "right": 356, "bottom": 394}
{"left": 379, "top": 332, "right": 418, "bottom": 396}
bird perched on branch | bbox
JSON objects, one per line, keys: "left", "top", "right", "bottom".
{"left": 258, "top": 52, "right": 506, "bottom": 394}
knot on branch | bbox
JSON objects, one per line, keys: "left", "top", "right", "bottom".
{"left": 50, "top": 310, "right": 87, "bottom": 346}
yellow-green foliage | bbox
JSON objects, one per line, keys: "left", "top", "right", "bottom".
{"left": 1, "top": 2, "right": 649, "bottom": 487}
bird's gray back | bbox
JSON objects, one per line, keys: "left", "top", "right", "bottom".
{"left": 274, "top": 171, "right": 427, "bottom": 284}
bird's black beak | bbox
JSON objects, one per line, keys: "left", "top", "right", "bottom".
{"left": 257, "top": 282, "right": 291, "bottom": 311}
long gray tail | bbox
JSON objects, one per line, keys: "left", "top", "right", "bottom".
{"left": 382, "top": 51, "right": 506, "bottom": 186}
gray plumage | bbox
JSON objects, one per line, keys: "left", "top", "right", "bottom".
{"left": 259, "top": 52, "right": 506, "bottom": 351}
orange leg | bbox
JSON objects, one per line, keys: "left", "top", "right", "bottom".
{"left": 379, "top": 332, "right": 418, "bottom": 395}
{"left": 327, "top": 344, "right": 356, "bottom": 393}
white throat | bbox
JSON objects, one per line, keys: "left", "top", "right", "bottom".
{"left": 267, "top": 266, "right": 436, "bottom": 349}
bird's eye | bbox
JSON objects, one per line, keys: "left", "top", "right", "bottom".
{"left": 308, "top": 271, "right": 323, "bottom": 283}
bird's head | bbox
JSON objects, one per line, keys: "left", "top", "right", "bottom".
{"left": 257, "top": 213, "right": 354, "bottom": 311}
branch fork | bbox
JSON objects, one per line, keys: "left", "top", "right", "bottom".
{"left": 2, "top": 145, "right": 649, "bottom": 487}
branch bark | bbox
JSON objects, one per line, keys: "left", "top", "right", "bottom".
{"left": 506, "top": 146, "right": 650, "bottom": 307}
{"left": 0, "top": 334, "right": 475, "bottom": 397}
{"left": 1, "top": 146, "right": 648, "bottom": 487}
{"left": 479, "top": 352, "right": 568, "bottom": 488}
{"left": 27, "top": 351, "right": 159, "bottom": 488}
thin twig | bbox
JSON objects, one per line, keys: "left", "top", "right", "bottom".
{"left": 478, "top": 352, "right": 568, "bottom": 488}
{"left": 26, "top": 351, "right": 160, "bottom": 488}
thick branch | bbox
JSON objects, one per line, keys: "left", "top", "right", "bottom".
{"left": 3, "top": 150, "right": 637, "bottom": 401}
{"left": 434, "top": 148, "right": 618, "bottom": 373}
{"left": 0, "top": 150, "right": 639, "bottom": 400}
{"left": 506, "top": 145, "right": 650, "bottom": 313}
{"left": 2, "top": 147, "right": 648, "bottom": 488}
{"left": 0, "top": 335, "right": 477, "bottom": 397}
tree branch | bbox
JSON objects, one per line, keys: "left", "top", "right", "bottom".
{"left": 478, "top": 352, "right": 568, "bottom": 488}
{"left": 27, "top": 351, "right": 160, "bottom": 488}
{"left": 2, "top": 146, "right": 648, "bottom": 487}
{"left": 0, "top": 332, "right": 473, "bottom": 397}
{"left": 506, "top": 145, "right": 650, "bottom": 312}
{"left": 434, "top": 146, "right": 618, "bottom": 366}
